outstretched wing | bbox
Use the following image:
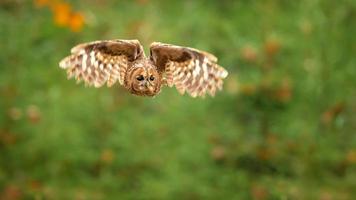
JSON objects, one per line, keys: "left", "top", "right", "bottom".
{"left": 150, "top": 42, "right": 228, "bottom": 97}
{"left": 59, "top": 39, "right": 144, "bottom": 87}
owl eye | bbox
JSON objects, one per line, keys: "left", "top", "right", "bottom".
{"left": 136, "top": 75, "right": 144, "bottom": 81}
{"left": 149, "top": 75, "right": 155, "bottom": 81}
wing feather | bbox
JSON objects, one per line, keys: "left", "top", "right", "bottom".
{"left": 59, "top": 39, "right": 144, "bottom": 87}
{"left": 150, "top": 42, "right": 228, "bottom": 97}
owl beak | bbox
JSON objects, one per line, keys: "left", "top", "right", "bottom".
{"left": 146, "top": 82, "right": 154, "bottom": 93}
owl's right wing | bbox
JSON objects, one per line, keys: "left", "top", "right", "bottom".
{"left": 150, "top": 42, "right": 228, "bottom": 97}
{"left": 59, "top": 39, "right": 144, "bottom": 87}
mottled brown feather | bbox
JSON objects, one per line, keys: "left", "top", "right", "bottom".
{"left": 149, "top": 42, "right": 228, "bottom": 97}
{"left": 59, "top": 39, "right": 228, "bottom": 97}
{"left": 59, "top": 40, "right": 144, "bottom": 87}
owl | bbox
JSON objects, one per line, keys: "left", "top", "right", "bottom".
{"left": 59, "top": 39, "right": 228, "bottom": 97}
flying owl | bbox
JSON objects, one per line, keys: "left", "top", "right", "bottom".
{"left": 59, "top": 39, "right": 228, "bottom": 97}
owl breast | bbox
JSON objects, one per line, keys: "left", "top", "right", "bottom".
{"left": 124, "top": 59, "right": 162, "bottom": 97}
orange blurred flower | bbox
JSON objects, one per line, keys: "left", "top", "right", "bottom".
{"left": 0, "top": 130, "right": 17, "bottom": 146}
{"left": 35, "top": 0, "right": 85, "bottom": 32}
{"left": 28, "top": 180, "right": 42, "bottom": 191}
{"left": 241, "top": 45, "right": 258, "bottom": 63}
{"left": 0, "top": 185, "right": 22, "bottom": 200}
{"left": 273, "top": 79, "right": 292, "bottom": 103}
{"left": 250, "top": 184, "right": 268, "bottom": 200}
{"left": 346, "top": 150, "right": 356, "bottom": 164}
{"left": 52, "top": 2, "right": 72, "bottom": 27}
{"left": 69, "top": 12, "right": 85, "bottom": 32}
{"left": 26, "top": 105, "right": 41, "bottom": 124}
{"left": 264, "top": 38, "right": 281, "bottom": 57}
{"left": 321, "top": 102, "right": 345, "bottom": 125}
{"left": 211, "top": 145, "right": 226, "bottom": 161}
{"left": 100, "top": 149, "right": 115, "bottom": 164}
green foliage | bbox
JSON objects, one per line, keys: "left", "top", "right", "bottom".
{"left": 0, "top": 0, "right": 355, "bottom": 199}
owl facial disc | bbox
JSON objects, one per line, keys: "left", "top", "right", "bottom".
{"left": 129, "top": 64, "right": 161, "bottom": 96}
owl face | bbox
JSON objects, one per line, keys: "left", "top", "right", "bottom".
{"left": 128, "top": 64, "right": 161, "bottom": 96}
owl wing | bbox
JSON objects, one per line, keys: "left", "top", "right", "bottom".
{"left": 150, "top": 42, "right": 228, "bottom": 97}
{"left": 59, "top": 39, "right": 144, "bottom": 87}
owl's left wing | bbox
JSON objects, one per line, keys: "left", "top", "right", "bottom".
{"left": 150, "top": 42, "right": 228, "bottom": 97}
{"left": 59, "top": 39, "right": 144, "bottom": 87}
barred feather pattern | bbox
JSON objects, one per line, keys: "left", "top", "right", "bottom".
{"left": 59, "top": 39, "right": 228, "bottom": 98}
{"left": 59, "top": 47, "right": 128, "bottom": 88}
{"left": 165, "top": 56, "right": 228, "bottom": 97}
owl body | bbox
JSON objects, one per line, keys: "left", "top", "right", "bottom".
{"left": 59, "top": 40, "right": 228, "bottom": 98}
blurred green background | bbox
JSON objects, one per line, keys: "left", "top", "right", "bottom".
{"left": 0, "top": 0, "right": 355, "bottom": 199}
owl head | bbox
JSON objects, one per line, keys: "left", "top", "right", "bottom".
{"left": 126, "top": 61, "right": 161, "bottom": 96}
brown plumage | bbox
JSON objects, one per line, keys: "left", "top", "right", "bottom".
{"left": 59, "top": 39, "right": 228, "bottom": 97}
